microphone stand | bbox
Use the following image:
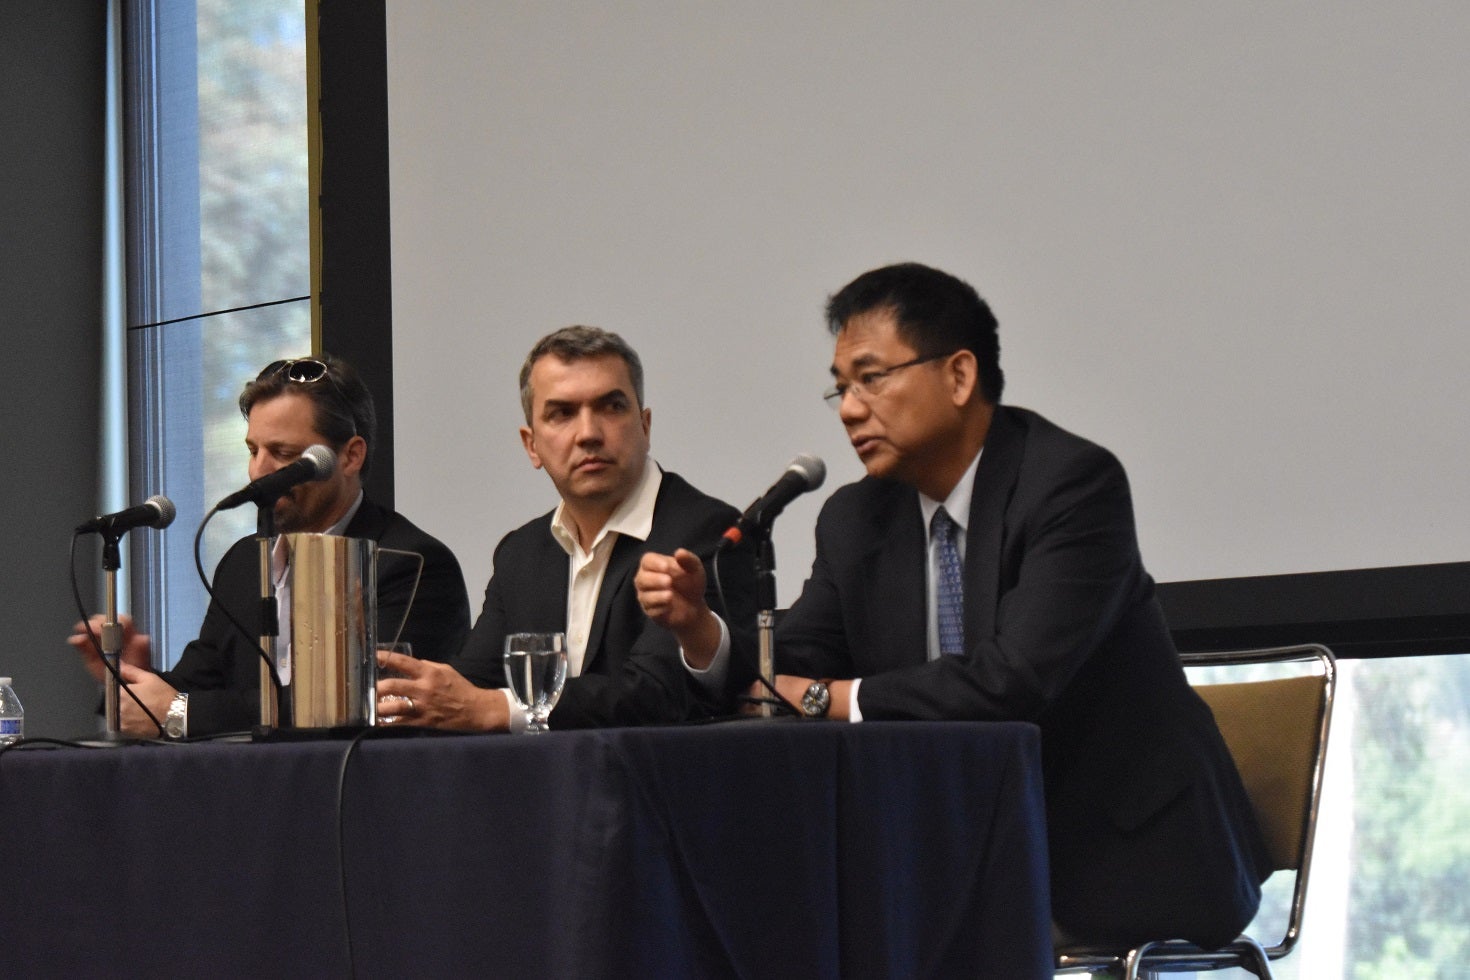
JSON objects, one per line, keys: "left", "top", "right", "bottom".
{"left": 99, "top": 531, "right": 126, "bottom": 740}
{"left": 256, "top": 504, "right": 280, "bottom": 729}
{"left": 754, "top": 530, "right": 778, "bottom": 719}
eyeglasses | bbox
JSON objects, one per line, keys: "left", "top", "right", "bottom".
{"left": 258, "top": 358, "right": 357, "bottom": 436}
{"left": 822, "top": 352, "right": 952, "bottom": 408}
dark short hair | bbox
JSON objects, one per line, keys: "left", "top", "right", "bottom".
{"left": 826, "top": 262, "right": 1004, "bottom": 404}
{"left": 518, "top": 325, "right": 645, "bottom": 423}
{"left": 239, "top": 354, "right": 378, "bottom": 476}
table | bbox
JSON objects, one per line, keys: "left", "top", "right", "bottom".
{"left": 0, "top": 721, "right": 1052, "bottom": 978}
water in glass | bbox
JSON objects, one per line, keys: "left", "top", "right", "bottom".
{"left": 503, "top": 633, "right": 568, "bottom": 733}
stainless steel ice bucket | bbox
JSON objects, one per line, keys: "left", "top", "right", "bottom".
{"left": 281, "top": 532, "right": 378, "bottom": 729}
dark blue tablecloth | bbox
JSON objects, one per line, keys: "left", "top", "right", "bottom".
{"left": 0, "top": 721, "right": 1052, "bottom": 978}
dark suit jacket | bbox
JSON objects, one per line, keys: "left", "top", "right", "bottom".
{"left": 451, "top": 470, "right": 758, "bottom": 728}
{"left": 777, "top": 406, "right": 1270, "bottom": 949}
{"left": 162, "top": 497, "right": 471, "bottom": 735}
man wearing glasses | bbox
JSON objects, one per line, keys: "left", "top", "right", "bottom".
{"left": 374, "top": 326, "right": 757, "bottom": 732}
{"left": 68, "top": 355, "right": 471, "bottom": 737}
{"left": 643, "top": 263, "right": 1270, "bottom": 949}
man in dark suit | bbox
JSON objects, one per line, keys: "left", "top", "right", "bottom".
{"left": 376, "top": 326, "right": 756, "bottom": 731}
{"left": 69, "top": 355, "right": 471, "bottom": 737}
{"left": 703, "top": 263, "right": 1265, "bottom": 948}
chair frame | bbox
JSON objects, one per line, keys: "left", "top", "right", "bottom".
{"left": 1054, "top": 643, "right": 1337, "bottom": 980}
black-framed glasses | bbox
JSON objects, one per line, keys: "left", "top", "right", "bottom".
{"left": 822, "top": 352, "right": 952, "bottom": 408}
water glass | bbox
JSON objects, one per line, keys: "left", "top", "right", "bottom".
{"left": 375, "top": 641, "right": 414, "bottom": 725}
{"left": 503, "top": 632, "right": 568, "bottom": 733}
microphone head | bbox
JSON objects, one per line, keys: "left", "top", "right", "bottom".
{"left": 146, "top": 494, "right": 177, "bottom": 529}
{"left": 301, "top": 444, "right": 337, "bottom": 479}
{"left": 787, "top": 453, "right": 826, "bottom": 491}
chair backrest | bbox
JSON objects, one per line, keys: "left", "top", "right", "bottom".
{"left": 1193, "top": 673, "right": 1322, "bottom": 870}
{"left": 1182, "top": 644, "right": 1336, "bottom": 955}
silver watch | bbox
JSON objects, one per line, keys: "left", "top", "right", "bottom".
{"left": 800, "top": 681, "right": 831, "bottom": 718}
{"left": 164, "top": 692, "right": 188, "bottom": 739}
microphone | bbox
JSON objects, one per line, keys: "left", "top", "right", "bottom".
{"left": 720, "top": 453, "right": 826, "bottom": 548}
{"left": 216, "top": 444, "right": 336, "bottom": 510}
{"left": 76, "top": 495, "right": 177, "bottom": 535}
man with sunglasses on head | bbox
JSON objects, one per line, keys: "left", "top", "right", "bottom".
{"left": 373, "top": 325, "right": 757, "bottom": 732}
{"left": 68, "top": 354, "right": 471, "bottom": 737}
{"left": 642, "top": 263, "right": 1271, "bottom": 950}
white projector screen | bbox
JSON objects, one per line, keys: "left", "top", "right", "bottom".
{"left": 384, "top": 3, "right": 1470, "bottom": 605}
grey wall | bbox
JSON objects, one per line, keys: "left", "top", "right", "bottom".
{"left": 383, "top": 3, "right": 1470, "bottom": 604}
{"left": 1, "top": 1, "right": 109, "bottom": 739}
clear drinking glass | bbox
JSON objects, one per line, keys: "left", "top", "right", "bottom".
{"left": 375, "top": 641, "right": 414, "bottom": 725}
{"left": 503, "top": 632, "right": 568, "bottom": 733}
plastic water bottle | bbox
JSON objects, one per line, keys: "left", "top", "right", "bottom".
{"left": 0, "top": 677, "right": 23, "bottom": 745}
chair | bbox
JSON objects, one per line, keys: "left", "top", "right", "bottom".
{"left": 1054, "top": 644, "right": 1337, "bottom": 980}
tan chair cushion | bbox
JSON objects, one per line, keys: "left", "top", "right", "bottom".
{"left": 1194, "top": 675, "right": 1325, "bottom": 871}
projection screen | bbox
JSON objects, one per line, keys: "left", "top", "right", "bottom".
{"left": 383, "top": 3, "right": 1470, "bottom": 604}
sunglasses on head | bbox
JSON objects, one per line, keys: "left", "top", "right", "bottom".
{"left": 258, "top": 358, "right": 358, "bottom": 436}
{"left": 260, "top": 357, "right": 333, "bottom": 384}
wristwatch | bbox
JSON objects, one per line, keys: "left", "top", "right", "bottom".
{"left": 164, "top": 692, "right": 189, "bottom": 739}
{"left": 800, "top": 680, "right": 831, "bottom": 718}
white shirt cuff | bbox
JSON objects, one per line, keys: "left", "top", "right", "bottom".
{"left": 681, "top": 615, "right": 731, "bottom": 695}
{"left": 848, "top": 677, "right": 863, "bottom": 722}
{"left": 500, "top": 688, "right": 529, "bottom": 734}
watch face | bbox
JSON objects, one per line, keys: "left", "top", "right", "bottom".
{"left": 801, "top": 682, "right": 830, "bottom": 718}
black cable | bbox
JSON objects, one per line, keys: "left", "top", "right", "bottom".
{"left": 193, "top": 504, "right": 283, "bottom": 694}
{"left": 0, "top": 735, "right": 180, "bottom": 758}
{"left": 738, "top": 685, "right": 801, "bottom": 716}
{"left": 331, "top": 726, "right": 439, "bottom": 977}
{"left": 334, "top": 727, "right": 376, "bottom": 980}
{"left": 752, "top": 675, "right": 799, "bottom": 714}
{"left": 1, "top": 736, "right": 125, "bottom": 757}
{"left": 69, "top": 532, "right": 169, "bottom": 735}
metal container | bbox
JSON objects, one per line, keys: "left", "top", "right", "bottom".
{"left": 281, "top": 533, "right": 378, "bottom": 729}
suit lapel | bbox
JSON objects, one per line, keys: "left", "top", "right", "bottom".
{"left": 582, "top": 473, "right": 682, "bottom": 673}
{"left": 582, "top": 470, "right": 707, "bottom": 671}
{"left": 584, "top": 532, "right": 639, "bottom": 672}
{"left": 536, "top": 529, "right": 573, "bottom": 630}
{"left": 965, "top": 407, "right": 1021, "bottom": 643}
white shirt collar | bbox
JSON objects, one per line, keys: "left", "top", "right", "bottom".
{"left": 917, "top": 447, "right": 983, "bottom": 538}
{"left": 549, "top": 455, "right": 662, "bottom": 557}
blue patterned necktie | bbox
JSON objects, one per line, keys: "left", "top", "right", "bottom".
{"left": 932, "top": 506, "right": 965, "bottom": 656}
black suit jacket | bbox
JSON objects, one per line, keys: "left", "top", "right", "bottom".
{"left": 451, "top": 470, "right": 758, "bottom": 728}
{"left": 777, "top": 406, "right": 1270, "bottom": 948}
{"left": 162, "top": 497, "right": 471, "bottom": 735}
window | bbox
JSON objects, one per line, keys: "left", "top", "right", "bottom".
{"left": 124, "top": 0, "right": 311, "bottom": 665}
{"left": 1186, "top": 653, "right": 1470, "bottom": 979}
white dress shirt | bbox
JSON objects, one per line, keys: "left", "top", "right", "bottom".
{"left": 846, "top": 448, "right": 982, "bottom": 722}
{"left": 549, "top": 459, "right": 664, "bottom": 680}
{"left": 498, "top": 458, "right": 730, "bottom": 731}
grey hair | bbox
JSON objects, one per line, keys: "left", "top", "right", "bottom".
{"left": 518, "top": 325, "right": 645, "bottom": 423}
